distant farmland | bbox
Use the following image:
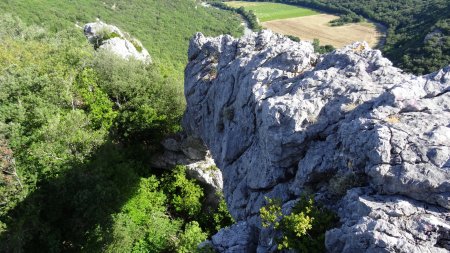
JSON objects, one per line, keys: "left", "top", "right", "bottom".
{"left": 265, "top": 14, "right": 382, "bottom": 48}
{"left": 225, "top": 1, "right": 318, "bottom": 22}
{"left": 226, "top": 1, "right": 383, "bottom": 48}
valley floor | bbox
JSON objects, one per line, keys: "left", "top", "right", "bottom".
{"left": 263, "top": 14, "right": 383, "bottom": 48}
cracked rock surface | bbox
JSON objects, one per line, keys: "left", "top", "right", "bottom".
{"left": 183, "top": 30, "right": 450, "bottom": 252}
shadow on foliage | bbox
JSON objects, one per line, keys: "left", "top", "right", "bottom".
{"left": 0, "top": 141, "right": 152, "bottom": 253}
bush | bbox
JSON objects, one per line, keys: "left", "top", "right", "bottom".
{"left": 287, "top": 35, "right": 301, "bottom": 42}
{"left": 211, "top": 194, "right": 234, "bottom": 232}
{"left": 328, "top": 172, "right": 366, "bottom": 197}
{"left": 209, "top": 2, "right": 262, "bottom": 31}
{"left": 107, "top": 177, "right": 181, "bottom": 253}
{"left": 130, "top": 39, "right": 143, "bottom": 53}
{"left": 162, "top": 166, "right": 204, "bottom": 219}
{"left": 312, "top": 38, "right": 335, "bottom": 54}
{"left": 92, "top": 51, "right": 184, "bottom": 142}
{"left": 330, "top": 13, "right": 363, "bottom": 26}
{"left": 175, "top": 221, "right": 208, "bottom": 253}
{"left": 75, "top": 68, "right": 117, "bottom": 129}
{"left": 260, "top": 195, "right": 338, "bottom": 252}
{"left": 93, "top": 27, "right": 122, "bottom": 49}
{"left": 0, "top": 12, "right": 237, "bottom": 253}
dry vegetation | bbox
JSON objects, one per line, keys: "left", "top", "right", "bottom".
{"left": 263, "top": 14, "right": 382, "bottom": 48}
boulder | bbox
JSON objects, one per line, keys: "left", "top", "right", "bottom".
{"left": 183, "top": 30, "right": 450, "bottom": 252}
{"left": 83, "top": 21, "right": 151, "bottom": 63}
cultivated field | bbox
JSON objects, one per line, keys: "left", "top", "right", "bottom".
{"left": 227, "top": 1, "right": 382, "bottom": 48}
{"left": 263, "top": 14, "right": 382, "bottom": 48}
{"left": 225, "top": 1, "right": 318, "bottom": 22}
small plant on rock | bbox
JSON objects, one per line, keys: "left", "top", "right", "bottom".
{"left": 260, "top": 195, "right": 338, "bottom": 252}
{"left": 130, "top": 39, "right": 143, "bottom": 53}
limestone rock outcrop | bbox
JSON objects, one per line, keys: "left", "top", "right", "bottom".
{"left": 183, "top": 30, "right": 450, "bottom": 252}
{"left": 84, "top": 21, "right": 151, "bottom": 63}
{"left": 151, "top": 133, "right": 223, "bottom": 207}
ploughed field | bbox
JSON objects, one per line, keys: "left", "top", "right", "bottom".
{"left": 226, "top": 1, "right": 383, "bottom": 48}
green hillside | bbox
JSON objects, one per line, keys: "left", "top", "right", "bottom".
{"left": 0, "top": 0, "right": 243, "bottom": 81}
{"left": 0, "top": 1, "right": 242, "bottom": 252}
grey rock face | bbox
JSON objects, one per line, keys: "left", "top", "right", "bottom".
{"left": 84, "top": 21, "right": 151, "bottom": 63}
{"left": 183, "top": 30, "right": 450, "bottom": 252}
{"left": 211, "top": 221, "right": 258, "bottom": 253}
{"left": 326, "top": 188, "right": 450, "bottom": 253}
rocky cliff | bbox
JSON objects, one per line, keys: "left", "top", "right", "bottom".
{"left": 183, "top": 31, "right": 450, "bottom": 252}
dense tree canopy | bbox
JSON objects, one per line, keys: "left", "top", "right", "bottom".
{"left": 0, "top": 6, "right": 236, "bottom": 252}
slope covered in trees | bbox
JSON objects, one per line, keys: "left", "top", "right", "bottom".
{"left": 0, "top": 0, "right": 243, "bottom": 81}
{"left": 0, "top": 0, "right": 243, "bottom": 251}
{"left": 234, "top": 0, "right": 450, "bottom": 74}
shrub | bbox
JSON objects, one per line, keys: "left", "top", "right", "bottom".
{"left": 195, "top": 190, "right": 234, "bottom": 236}
{"left": 75, "top": 68, "right": 117, "bottom": 129}
{"left": 223, "top": 106, "right": 234, "bottom": 121}
{"left": 92, "top": 51, "right": 184, "bottom": 142}
{"left": 163, "top": 166, "right": 204, "bottom": 219}
{"left": 260, "top": 198, "right": 283, "bottom": 228}
{"left": 260, "top": 195, "right": 338, "bottom": 252}
{"left": 328, "top": 172, "right": 366, "bottom": 197}
{"left": 130, "top": 39, "right": 143, "bottom": 53}
{"left": 93, "top": 27, "right": 122, "bottom": 48}
{"left": 107, "top": 177, "right": 181, "bottom": 253}
{"left": 175, "top": 221, "right": 208, "bottom": 253}
{"left": 287, "top": 35, "right": 301, "bottom": 42}
{"left": 211, "top": 192, "right": 234, "bottom": 232}
{"left": 210, "top": 2, "right": 262, "bottom": 31}
{"left": 312, "top": 39, "right": 335, "bottom": 54}
{"left": 103, "top": 31, "right": 121, "bottom": 41}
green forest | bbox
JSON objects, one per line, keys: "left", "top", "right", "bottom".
{"left": 227, "top": 0, "right": 450, "bottom": 74}
{"left": 0, "top": 0, "right": 242, "bottom": 252}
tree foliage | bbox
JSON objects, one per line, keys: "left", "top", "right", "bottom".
{"left": 162, "top": 166, "right": 205, "bottom": 220}
{"left": 260, "top": 195, "right": 338, "bottom": 252}
{"left": 209, "top": 1, "right": 262, "bottom": 31}
{"left": 0, "top": 13, "right": 234, "bottom": 253}
{"left": 312, "top": 38, "right": 336, "bottom": 54}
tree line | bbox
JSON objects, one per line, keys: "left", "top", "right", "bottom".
{"left": 223, "top": 0, "right": 450, "bottom": 74}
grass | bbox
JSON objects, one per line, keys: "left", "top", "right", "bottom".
{"left": 225, "top": 1, "right": 318, "bottom": 22}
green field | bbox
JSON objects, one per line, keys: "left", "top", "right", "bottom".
{"left": 225, "top": 1, "right": 319, "bottom": 22}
